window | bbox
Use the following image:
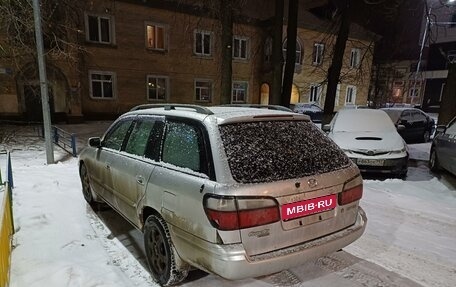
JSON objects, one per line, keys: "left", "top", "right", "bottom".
{"left": 345, "top": 85, "right": 356, "bottom": 104}
{"left": 89, "top": 71, "right": 115, "bottom": 99}
{"left": 103, "top": 120, "right": 133, "bottom": 150}
{"left": 409, "top": 87, "right": 419, "bottom": 98}
{"left": 313, "top": 43, "right": 324, "bottom": 65}
{"left": 309, "top": 85, "right": 320, "bottom": 103}
{"left": 264, "top": 38, "right": 272, "bottom": 62}
{"left": 194, "top": 30, "right": 211, "bottom": 56}
{"left": 232, "top": 81, "right": 248, "bottom": 103}
{"left": 195, "top": 80, "right": 212, "bottom": 102}
{"left": 162, "top": 121, "right": 202, "bottom": 172}
{"left": 350, "top": 48, "right": 361, "bottom": 68}
{"left": 335, "top": 84, "right": 341, "bottom": 106}
{"left": 233, "top": 36, "right": 249, "bottom": 60}
{"left": 440, "top": 83, "right": 445, "bottom": 101}
{"left": 450, "top": 13, "right": 456, "bottom": 28}
{"left": 147, "top": 76, "right": 168, "bottom": 100}
{"left": 446, "top": 120, "right": 456, "bottom": 135}
{"left": 146, "top": 23, "right": 166, "bottom": 50}
{"left": 282, "top": 39, "right": 302, "bottom": 65}
{"left": 86, "top": 14, "right": 113, "bottom": 44}
{"left": 124, "top": 119, "right": 156, "bottom": 157}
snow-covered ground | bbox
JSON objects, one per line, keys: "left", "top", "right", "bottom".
{"left": 1, "top": 124, "right": 455, "bottom": 287}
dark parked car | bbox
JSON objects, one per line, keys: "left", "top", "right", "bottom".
{"left": 381, "top": 108, "right": 435, "bottom": 143}
{"left": 430, "top": 116, "right": 456, "bottom": 176}
{"left": 292, "top": 103, "right": 323, "bottom": 122}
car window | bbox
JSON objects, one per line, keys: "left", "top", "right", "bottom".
{"left": 446, "top": 120, "right": 456, "bottom": 136}
{"left": 103, "top": 119, "right": 133, "bottom": 150}
{"left": 401, "top": 111, "right": 413, "bottom": 122}
{"left": 162, "top": 121, "right": 202, "bottom": 172}
{"left": 124, "top": 119, "right": 156, "bottom": 156}
{"left": 412, "top": 110, "right": 426, "bottom": 122}
{"left": 219, "top": 120, "right": 350, "bottom": 183}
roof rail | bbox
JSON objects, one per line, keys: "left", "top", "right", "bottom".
{"left": 222, "top": 104, "right": 292, "bottom": 112}
{"left": 130, "top": 104, "right": 214, "bottom": 115}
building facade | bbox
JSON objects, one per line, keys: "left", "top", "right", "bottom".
{"left": 0, "top": 0, "right": 374, "bottom": 122}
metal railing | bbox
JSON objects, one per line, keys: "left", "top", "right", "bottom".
{"left": 0, "top": 151, "right": 14, "bottom": 287}
{"left": 39, "top": 126, "right": 77, "bottom": 157}
{"left": 52, "top": 126, "right": 77, "bottom": 157}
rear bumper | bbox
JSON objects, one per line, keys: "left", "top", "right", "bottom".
{"left": 170, "top": 207, "right": 367, "bottom": 280}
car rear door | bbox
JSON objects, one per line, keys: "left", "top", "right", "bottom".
{"left": 150, "top": 118, "right": 217, "bottom": 241}
{"left": 399, "top": 110, "right": 413, "bottom": 141}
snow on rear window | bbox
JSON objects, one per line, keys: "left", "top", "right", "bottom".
{"left": 219, "top": 121, "right": 350, "bottom": 183}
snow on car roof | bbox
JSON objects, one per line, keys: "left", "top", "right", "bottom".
{"left": 333, "top": 109, "right": 396, "bottom": 132}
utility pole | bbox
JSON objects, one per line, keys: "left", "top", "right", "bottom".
{"left": 32, "top": 0, "right": 54, "bottom": 164}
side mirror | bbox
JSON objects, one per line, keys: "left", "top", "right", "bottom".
{"left": 396, "top": 124, "right": 406, "bottom": 131}
{"left": 322, "top": 124, "right": 331, "bottom": 132}
{"left": 400, "top": 119, "right": 408, "bottom": 125}
{"left": 88, "top": 137, "right": 101, "bottom": 148}
{"left": 435, "top": 125, "right": 446, "bottom": 135}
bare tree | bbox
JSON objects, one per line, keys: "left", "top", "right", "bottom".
{"left": 270, "top": 0, "right": 284, "bottom": 105}
{"left": 219, "top": 0, "right": 233, "bottom": 104}
{"left": 281, "top": 0, "right": 298, "bottom": 107}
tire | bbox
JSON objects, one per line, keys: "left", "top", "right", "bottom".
{"left": 144, "top": 215, "right": 189, "bottom": 286}
{"left": 422, "top": 130, "right": 430, "bottom": 143}
{"left": 80, "top": 163, "right": 97, "bottom": 205}
{"left": 429, "top": 148, "right": 440, "bottom": 172}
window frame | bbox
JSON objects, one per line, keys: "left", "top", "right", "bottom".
{"left": 160, "top": 117, "right": 215, "bottom": 179}
{"left": 194, "top": 79, "right": 213, "bottom": 103}
{"left": 309, "top": 84, "right": 321, "bottom": 103}
{"left": 312, "top": 43, "right": 325, "bottom": 66}
{"left": 145, "top": 22, "right": 168, "bottom": 51}
{"left": 102, "top": 117, "right": 135, "bottom": 151}
{"left": 84, "top": 13, "right": 115, "bottom": 44}
{"left": 232, "top": 36, "right": 249, "bottom": 60}
{"left": 408, "top": 87, "right": 420, "bottom": 98}
{"left": 345, "top": 85, "right": 357, "bottom": 104}
{"left": 89, "top": 70, "right": 116, "bottom": 100}
{"left": 146, "top": 75, "right": 169, "bottom": 101}
{"left": 231, "top": 81, "right": 249, "bottom": 103}
{"left": 194, "top": 30, "right": 212, "bottom": 57}
{"left": 350, "top": 48, "right": 361, "bottom": 69}
{"left": 282, "top": 38, "right": 303, "bottom": 65}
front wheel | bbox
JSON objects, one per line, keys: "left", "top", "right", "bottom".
{"left": 144, "top": 215, "right": 189, "bottom": 286}
{"left": 422, "top": 130, "right": 430, "bottom": 143}
{"left": 80, "top": 163, "right": 96, "bottom": 205}
{"left": 429, "top": 148, "right": 440, "bottom": 172}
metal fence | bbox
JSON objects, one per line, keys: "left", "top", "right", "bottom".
{"left": 0, "top": 152, "right": 14, "bottom": 287}
{"left": 39, "top": 125, "right": 77, "bottom": 157}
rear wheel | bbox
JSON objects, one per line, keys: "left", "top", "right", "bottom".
{"left": 429, "top": 148, "right": 440, "bottom": 172}
{"left": 144, "top": 215, "right": 189, "bottom": 286}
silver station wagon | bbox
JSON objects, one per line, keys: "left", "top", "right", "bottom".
{"left": 79, "top": 104, "right": 367, "bottom": 286}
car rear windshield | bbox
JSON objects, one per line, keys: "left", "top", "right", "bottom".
{"left": 219, "top": 120, "right": 351, "bottom": 183}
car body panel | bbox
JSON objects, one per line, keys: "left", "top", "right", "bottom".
{"left": 432, "top": 116, "right": 456, "bottom": 176}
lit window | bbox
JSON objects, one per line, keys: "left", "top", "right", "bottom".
{"left": 282, "top": 39, "right": 302, "bottom": 65}
{"left": 232, "top": 81, "right": 248, "bottom": 103}
{"left": 86, "top": 14, "right": 113, "bottom": 44}
{"left": 147, "top": 76, "right": 168, "bottom": 100}
{"left": 146, "top": 23, "right": 166, "bottom": 50}
{"left": 313, "top": 43, "right": 324, "bottom": 65}
{"left": 350, "top": 48, "right": 361, "bottom": 68}
{"left": 233, "top": 36, "right": 249, "bottom": 60}
{"left": 345, "top": 85, "right": 357, "bottom": 104}
{"left": 89, "top": 71, "right": 115, "bottom": 99}
{"left": 195, "top": 80, "right": 212, "bottom": 102}
{"left": 194, "top": 30, "right": 212, "bottom": 56}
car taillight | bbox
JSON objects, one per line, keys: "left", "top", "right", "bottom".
{"left": 338, "top": 184, "right": 363, "bottom": 205}
{"left": 204, "top": 196, "right": 280, "bottom": 231}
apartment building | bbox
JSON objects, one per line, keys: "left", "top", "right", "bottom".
{"left": 0, "top": 0, "right": 374, "bottom": 122}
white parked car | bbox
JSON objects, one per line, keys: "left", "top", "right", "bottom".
{"left": 323, "top": 109, "right": 408, "bottom": 177}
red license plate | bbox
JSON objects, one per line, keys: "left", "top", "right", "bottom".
{"left": 281, "top": 194, "right": 337, "bottom": 221}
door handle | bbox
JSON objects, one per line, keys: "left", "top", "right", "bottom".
{"left": 136, "top": 175, "right": 144, "bottom": 185}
